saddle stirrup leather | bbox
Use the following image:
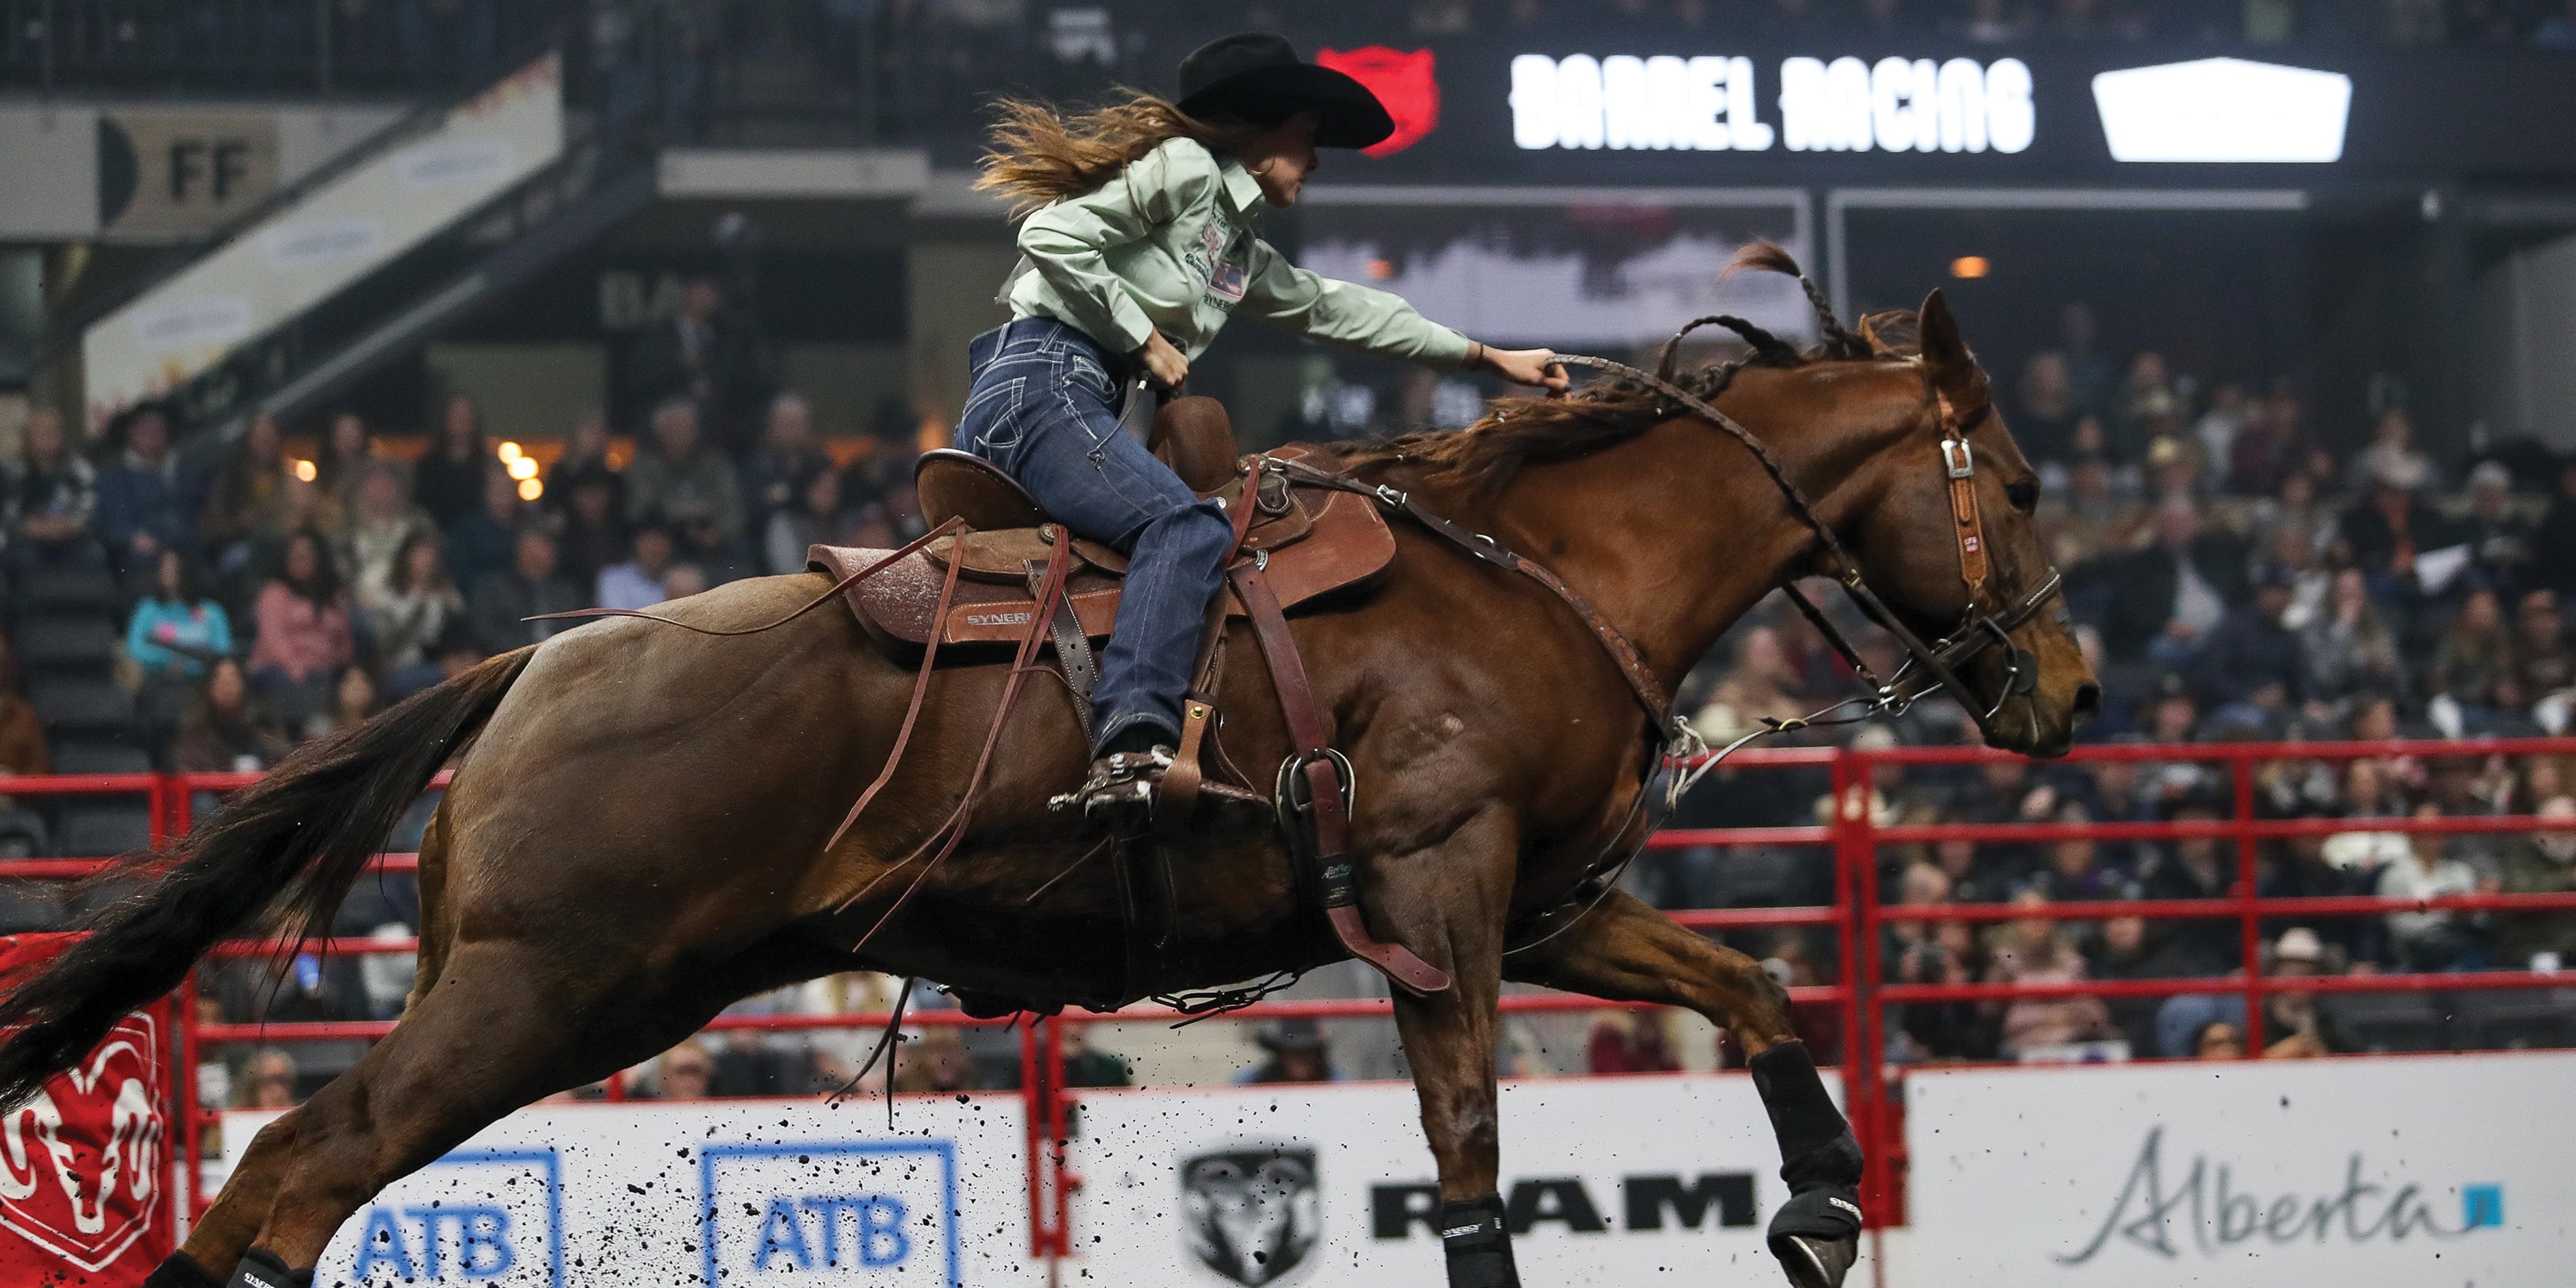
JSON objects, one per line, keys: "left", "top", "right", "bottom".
{"left": 1231, "top": 561, "right": 1451, "bottom": 996}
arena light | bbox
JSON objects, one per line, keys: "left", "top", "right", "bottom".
{"left": 2091, "top": 57, "right": 2349, "bottom": 163}
{"left": 496, "top": 440, "right": 523, "bottom": 461}
{"left": 506, "top": 455, "right": 538, "bottom": 482}
{"left": 517, "top": 477, "right": 543, "bottom": 502}
{"left": 1950, "top": 255, "right": 1990, "bottom": 279}
{"left": 291, "top": 459, "right": 316, "bottom": 483}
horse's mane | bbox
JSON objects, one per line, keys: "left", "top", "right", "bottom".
{"left": 1349, "top": 243, "right": 1924, "bottom": 498}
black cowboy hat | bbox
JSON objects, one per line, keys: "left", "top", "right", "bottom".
{"left": 1177, "top": 33, "right": 1393, "bottom": 151}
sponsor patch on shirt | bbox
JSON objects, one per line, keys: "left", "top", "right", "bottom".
{"left": 1200, "top": 221, "right": 1247, "bottom": 302}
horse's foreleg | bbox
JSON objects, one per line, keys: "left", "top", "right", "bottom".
{"left": 1503, "top": 890, "right": 1860, "bottom": 1288}
{"left": 1370, "top": 810, "right": 1521, "bottom": 1288}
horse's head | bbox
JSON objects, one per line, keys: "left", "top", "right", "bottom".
{"left": 1842, "top": 291, "right": 2099, "bottom": 756}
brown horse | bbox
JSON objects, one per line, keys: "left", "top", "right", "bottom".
{"left": 0, "top": 265, "right": 2093, "bottom": 1288}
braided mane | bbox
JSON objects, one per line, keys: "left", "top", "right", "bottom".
{"left": 1351, "top": 242, "right": 1912, "bottom": 498}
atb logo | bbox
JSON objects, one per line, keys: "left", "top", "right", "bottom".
{"left": 332, "top": 1149, "right": 563, "bottom": 1286}
{"left": 700, "top": 1140, "right": 960, "bottom": 1285}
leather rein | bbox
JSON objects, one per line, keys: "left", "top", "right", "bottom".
{"left": 1280, "top": 351, "right": 2066, "bottom": 785}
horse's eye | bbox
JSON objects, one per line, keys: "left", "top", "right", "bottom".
{"left": 2005, "top": 479, "right": 2040, "bottom": 513}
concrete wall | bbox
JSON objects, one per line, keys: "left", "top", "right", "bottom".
{"left": 2475, "top": 231, "right": 2576, "bottom": 449}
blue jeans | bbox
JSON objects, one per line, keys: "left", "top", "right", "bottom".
{"left": 957, "top": 318, "right": 1235, "bottom": 755}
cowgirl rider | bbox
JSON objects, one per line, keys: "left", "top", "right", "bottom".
{"left": 966, "top": 32, "right": 1567, "bottom": 821}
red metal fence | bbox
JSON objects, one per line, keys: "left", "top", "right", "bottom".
{"left": 8, "top": 741, "right": 2575, "bottom": 1261}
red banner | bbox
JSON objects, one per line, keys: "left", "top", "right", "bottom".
{"left": 0, "top": 933, "right": 176, "bottom": 1286}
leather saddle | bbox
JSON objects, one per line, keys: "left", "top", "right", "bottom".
{"left": 815, "top": 398, "right": 1395, "bottom": 650}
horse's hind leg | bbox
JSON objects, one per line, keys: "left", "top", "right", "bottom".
{"left": 1503, "top": 890, "right": 1862, "bottom": 1288}
{"left": 188, "top": 940, "right": 727, "bottom": 1286}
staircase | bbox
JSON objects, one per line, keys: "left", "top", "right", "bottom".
{"left": 77, "top": 50, "right": 657, "bottom": 438}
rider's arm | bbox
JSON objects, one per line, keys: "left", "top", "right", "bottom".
{"left": 1235, "top": 237, "right": 1473, "bottom": 367}
{"left": 1014, "top": 139, "right": 1217, "bottom": 357}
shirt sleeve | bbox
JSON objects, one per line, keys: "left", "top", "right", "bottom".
{"left": 1014, "top": 140, "right": 1219, "bottom": 355}
{"left": 1236, "top": 238, "right": 1473, "bottom": 367}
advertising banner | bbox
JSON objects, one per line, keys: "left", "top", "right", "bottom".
{"left": 219, "top": 1095, "right": 1033, "bottom": 1287}
{"left": 1064, "top": 1073, "right": 1833, "bottom": 1287}
{"left": 1899, "top": 1051, "right": 2576, "bottom": 1288}
{"left": 0, "top": 933, "right": 175, "bottom": 1288}
{"left": 82, "top": 55, "right": 562, "bottom": 433}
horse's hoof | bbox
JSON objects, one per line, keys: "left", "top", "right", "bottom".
{"left": 1766, "top": 1183, "right": 1861, "bottom": 1288}
{"left": 1769, "top": 1232, "right": 1858, "bottom": 1288}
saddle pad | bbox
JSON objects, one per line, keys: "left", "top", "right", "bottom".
{"left": 817, "top": 469, "right": 1393, "bottom": 650}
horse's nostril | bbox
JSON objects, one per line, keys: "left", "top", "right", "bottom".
{"left": 2072, "top": 681, "right": 2102, "bottom": 722}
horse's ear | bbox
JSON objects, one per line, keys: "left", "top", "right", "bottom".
{"left": 1916, "top": 289, "right": 1986, "bottom": 402}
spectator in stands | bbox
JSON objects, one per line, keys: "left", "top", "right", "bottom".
{"left": 765, "top": 463, "right": 850, "bottom": 576}
{"left": 2085, "top": 914, "right": 2162, "bottom": 1053}
{"left": 740, "top": 392, "right": 832, "bottom": 533}
{"left": 363, "top": 530, "right": 465, "bottom": 698}
{"left": 4, "top": 409, "right": 99, "bottom": 567}
{"left": 248, "top": 530, "right": 355, "bottom": 725}
{"left": 2260, "top": 927, "right": 2350, "bottom": 1057}
{"left": 2092, "top": 495, "right": 2245, "bottom": 665}
{"left": 240, "top": 475, "right": 343, "bottom": 607}
{"left": 2532, "top": 459, "right": 2576, "bottom": 594}
{"left": 235, "top": 1048, "right": 301, "bottom": 1109}
{"left": 0, "top": 632, "right": 46, "bottom": 779}
{"left": 2462, "top": 460, "right": 2535, "bottom": 594}
{"left": 2303, "top": 568, "right": 2408, "bottom": 707}
{"left": 544, "top": 411, "right": 623, "bottom": 514}
{"left": 661, "top": 562, "right": 707, "bottom": 602}
{"left": 343, "top": 461, "right": 426, "bottom": 604}
{"left": 2345, "top": 407, "right": 2438, "bottom": 495}
{"left": 126, "top": 549, "right": 233, "bottom": 693}
{"left": 443, "top": 464, "right": 524, "bottom": 595}
{"left": 2136, "top": 792, "right": 2240, "bottom": 975}
{"left": 551, "top": 462, "right": 629, "bottom": 589}
{"left": 412, "top": 395, "right": 491, "bottom": 530}
{"left": 305, "top": 664, "right": 382, "bottom": 739}
{"left": 467, "top": 528, "right": 583, "bottom": 654}
{"left": 2196, "top": 563, "right": 2310, "bottom": 727}
{"left": 597, "top": 520, "right": 678, "bottom": 611}
{"left": 197, "top": 413, "right": 289, "bottom": 574}
{"left": 891, "top": 1026, "right": 978, "bottom": 1094}
{"left": 1237, "top": 1019, "right": 1343, "bottom": 1084}
{"left": 2515, "top": 589, "right": 2574, "bottom": 706}
{"left": 313, "top": 411, "right": 381, "bottom": 512}
{"left": 2427, "top": 588, "right": 2519, "bottom": 725}
{"left": 2014, "top": 351, "right": 2081, "bottom": 464}
{"left": 2193, "top": 1020, "right": 2244, "bottom": 1060}
{"left": 2035, "top": 804, "right": 2121, "bottom": 901}
{"left": 1588, "top": 1010, "right": 1679, "bottom": 1074}
{"left": 1688, "top": 624, "right": 1809, "bottom": 744}
{"left": 2194, "top": 380, "right": 2249, "bottom": 487}
{"left": 626, "top": 399, "right": 743, "bottom": 560}
{"left": 2338, "top": 451, "right": 2453, "bottom": 588}
{"left": 2378, "top": 804, "right": 2489, "bottom": 971}
{"left": 95, "top": 403, "right": 194, "bottom": 572}
{"left": 173, "top": 658, "right": 289, "bottom": 773}
{"left": 623, "top": 275, "right": 770, "bottom": 455}
{"left": 2228, "top": 388, "right": 2310, "bottom": 498}
{"left": 646, "top": 1040, "right": 714, "bottom": 1100}
{"left": 1985, "top": 890, "right": 2116, "bottom": 1059}
{"left": 2497, "top": 795, "right": 2576, "bottom": 968}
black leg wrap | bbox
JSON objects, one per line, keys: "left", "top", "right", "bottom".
{"left": 143, "top": 1251, "right": 223, "bottom": 1288}
{"left": 1748, "top": 1042, "right": 1863, "bottom": 1288}
{"left": 227, "top": 1247, "right": 313, "bottom": 1288}
{"left": 1437, "top": 1194, "right": 1522, "bottom": 1288}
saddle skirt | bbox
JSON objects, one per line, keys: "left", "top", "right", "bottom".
{"left": 814, "top": 442, "right": 1395, "bottom": 650}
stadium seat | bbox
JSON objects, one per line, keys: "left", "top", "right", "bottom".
{"left": 2455, "top": 990, "right": 2576, "bottom": 1051}
{"left": 14, "top": 565, "right": 121, "bottom": 614}
{"left": 48, "top": 742, "right": 153, "bottom": 775}
{"left": 16, "top": 615, "right": 117, "bottom": 677}
{"left": 2322, "top": 991, "right": 2450, "bottom": 1053}
{"left": 52, "top": 801, "right": 153, "bottom": 857}
{"left": 29, "top": 679, "right": 136, "bottom": 737}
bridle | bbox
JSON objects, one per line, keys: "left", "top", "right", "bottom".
{"left": 1540, "top": 353, "right": 2068, "bottom": 767}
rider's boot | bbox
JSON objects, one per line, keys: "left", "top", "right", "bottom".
{"left": 1050, "top": 726, "right": 1175, "bottom": 828}
{"left": 1750, "top": 1041, "right": 1864, "bottom": 1288}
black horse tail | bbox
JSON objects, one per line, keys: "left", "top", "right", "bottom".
{"left": 0, "top": 646, "right": 537, "bottom": 1108}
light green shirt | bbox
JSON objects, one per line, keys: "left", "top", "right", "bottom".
{"left": 1007, "top": 138, "right": 1472, "bottom": 367}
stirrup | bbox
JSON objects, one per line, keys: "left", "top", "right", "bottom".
{"left": 1049, "top": 747, "right": 1176, "bottom": 825}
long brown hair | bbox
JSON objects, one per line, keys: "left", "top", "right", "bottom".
{"left": 975, "top": 90, "right": 1256, "bottom": 216}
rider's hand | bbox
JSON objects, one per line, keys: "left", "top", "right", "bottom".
{"left": 1137, "top": 332, "right": 1190, "bottom": 390}
{"left": 1480, "top": 344, "right": 1569, "bottom": 392}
